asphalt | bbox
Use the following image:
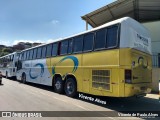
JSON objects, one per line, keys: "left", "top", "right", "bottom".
{"left": 0, "top": 78, "right": 159, "bottom": 120}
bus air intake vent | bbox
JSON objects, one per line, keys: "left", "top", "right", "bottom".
{"left": 92, "top": 70, "right": 110, "bottom": 90}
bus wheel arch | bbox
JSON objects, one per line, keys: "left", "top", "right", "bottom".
{"left": 64, "top": 74, "right": 77, "bottom": 97}
{"left": 53, "top": 74, "right": 64, "bottom": 94}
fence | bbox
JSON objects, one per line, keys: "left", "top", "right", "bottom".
{"left": 152, "top": 54, "right": 160, "bottom": 68}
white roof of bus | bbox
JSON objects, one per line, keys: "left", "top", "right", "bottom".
{"left": 0, "top": 52, "right": 18, "bottom": 58}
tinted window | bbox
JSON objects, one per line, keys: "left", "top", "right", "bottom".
{"left": 46, "top": 44, "right": 52, "bottom": 57}
{"left": 83, "top": 33, "right": 94, "bottom": 51}
{"left": 26, "top": 51, "right": 30, "bottom": 60}
{"left": 95, "top": 29, "right": 106, "bottom": 49}
{"left": 21, "top": 52, "right": 24, "bottom": 60}
{"left": 33, "top": 48, "right": 37, "bottom": 59}
{"left": 73, "top": 36, "right": 83, "bottom": 53}
{"left": 52, "top": 43, "right": 58, "bottom": 56}
{"left": 60, "top": 40, "right": 68, "bottom": 55}
{"left": 68, "top": 39, "right": 73, "bottom": 54}
{"left": 10, "top": 55, "right": 13, "bottom": 61}
{"left": 42, "top": 46, "right": 47, "bottom": 58}
{"left": 19, "top": 53, "right": 22, "bottom": 60}
{"left": 106, "top": 26, "right": 118, "bottom": 48}
{"left": 37, "top": 47, "right": 42, "bottom": 59}
{"left": 29, "top": 49, "right": 33, "bottom": 60}
{"left": 24, "top": 52, "right": 27, "bottom": 60}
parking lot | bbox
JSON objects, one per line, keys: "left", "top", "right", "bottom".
{"left": 0, "top": 78, "right": 159, "bottom": 120}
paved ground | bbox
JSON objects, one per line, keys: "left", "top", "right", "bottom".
{"left": 0, "top": 78, "right": 159, "bottom": 120}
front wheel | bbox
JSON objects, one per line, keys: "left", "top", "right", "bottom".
{"left": 21, "top": 73, "right": 26, "bottom": 84}
{"left": 65, "top": 78, "right": 77, "bottom": 97}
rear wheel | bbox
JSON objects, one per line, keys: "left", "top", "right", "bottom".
{"left": 21, "top": 73, "right": 26, "bottom": 84}
{"left": 65, "top": 78, "right": 77, "bottom": 97}
{"left": 54, "top": 77, "right": 64, "bottom": 94}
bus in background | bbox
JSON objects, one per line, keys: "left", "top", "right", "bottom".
{"left": 0, "top": 52, "right": 19, "bottom": 78}
{"left": 16, "top": 17, "right": 152, "bottom": 98}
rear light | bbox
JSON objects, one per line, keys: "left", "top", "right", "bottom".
{"left": 125, "top": 70, "right": 132, "bottom": 83}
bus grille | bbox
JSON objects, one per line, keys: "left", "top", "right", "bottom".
{"left": 92, "top": 70, "right": 110, "bottom": 90}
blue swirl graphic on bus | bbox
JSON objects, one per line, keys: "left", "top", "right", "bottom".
{"left": 29, "top": 63, "right": 44, "bottom": 79}
{"left": 52, "top": 56, "right": 79, "bottom": 75}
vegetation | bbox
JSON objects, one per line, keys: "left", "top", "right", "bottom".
{"left": 0, "top": 42, "right": 42, "bottom": 57}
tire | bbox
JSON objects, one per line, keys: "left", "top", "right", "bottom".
{"left": 54, "top": 77, "right": 64, "bottom": 94}
{"left": 21, "top": 73, "right": 26, "bottom": 84}
{"left": 65, "top": 78, "right": 77, "bottom": 97}
{"left": 6, "top": 72, "right": 8, "bottom": 79}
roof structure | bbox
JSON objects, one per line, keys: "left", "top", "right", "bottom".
{"left": 82, "top": 0, "right": 160, "bottom": 28}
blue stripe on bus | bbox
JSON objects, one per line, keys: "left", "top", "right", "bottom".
{"left": 52, "top": 56, "right": 79, "bottom": 75}
{"left": 29, "top": 63, "right": 44, "bottom": 79}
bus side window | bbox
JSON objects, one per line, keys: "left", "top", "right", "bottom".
{"left": 19, "top": 53, "right": 22, "bottom": 61}
{"left": 11, "top": 55, "right": 14, "bottom": 61}
{"left": 83, "top": 33, "right": 94, "bottom": 52}
{"left": 21, "top": 52, "right": 24, "bottom": 61}
{"left": 42, "top": 46, "right": 47, "bottom": 58}
{"left": 46, "top": 44, "right": 52, "bottom": 57}
{"left": 60, "top": 40, "right": 68, "bottom": 55}
{"left": 26, "top": 51, "right": 30, "bottom": 60}
{"left": 106, "top": 26, "right": 118, "bottom": 48}
{"left": 37, "top": 47, "right": 42, "bottom": 59}
{"left": 33, "top": 48, "right": 37, "bottom": 59}
{"left": 95, "top": 29, "right": 106, "bottom": 50}
{"left": 23, "top": 51, "right": 27, "bottom": 60}
{"left": 68, "top": 39, "right": 73, "bottom": 54}
{"left": 73, "top": 36, "right": 83, "bottom": 53}
{"left": 29, "top": 50, "right": 33, "bottom": 60}
{"left": 52, "top": 43, "right": 58, "bottom": 56}
{"left": 9, "top": 55, "right": 11, "bottom": 62}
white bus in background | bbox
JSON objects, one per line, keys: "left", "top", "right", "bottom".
{"left": 0, "top": 52, "right": 19, "bottom": 78}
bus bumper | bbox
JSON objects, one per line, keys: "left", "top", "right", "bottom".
{"left": 124, "top": 83, "right": 152, "bottom": 97}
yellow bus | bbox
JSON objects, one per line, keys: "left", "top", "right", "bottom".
{"left": 16, "top": 17, "right": 152, "bottom": 97}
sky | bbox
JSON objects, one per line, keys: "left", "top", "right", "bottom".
{"left": 0, "top": 0, "right": 115, "bottom": 46}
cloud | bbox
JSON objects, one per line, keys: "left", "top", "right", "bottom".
{"left": 51, "top": 20, "right": 59, "bottom": 25}
{"left": 0, "top": 41, "right": 12, "bottom": 46}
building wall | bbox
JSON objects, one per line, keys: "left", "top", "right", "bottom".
{"left": 152, "top": 68, "right": 160, "bottom": 92}
{"left": 143, "top": 21, "right": 160, "bottom": 92}
{"left": 143, "top": 21, "right": 160, "bottom": 55}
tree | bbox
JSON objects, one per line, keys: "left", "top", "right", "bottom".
{"left": 2, "top": 48, "right": 13, "bottom": 53}
{"left": 0, "top": 52, "right": 9, "bottom": 57}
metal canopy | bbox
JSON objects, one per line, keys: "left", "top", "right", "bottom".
{"left": 82, "top": 0, "right": 160, "bottom": 28}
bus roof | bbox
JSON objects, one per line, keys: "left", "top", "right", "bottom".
{"left": 0, "top": 52, "right": 18, "bottom": 58}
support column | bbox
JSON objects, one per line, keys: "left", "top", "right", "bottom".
{"left": 86, "top": 21, "right": 88, "bottom": 31}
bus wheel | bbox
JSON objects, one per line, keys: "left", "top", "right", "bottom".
{"left": 54, "top": 77, "right": 64, "bottom": 94}
{"left": 65, "top": 78, "right": 77, "bottom": 97}
{"left": 6, "top": 72, "right": 8, "bottom": 79}
{"left": 22, "top": 73, "right": 26, "bottom": 84}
